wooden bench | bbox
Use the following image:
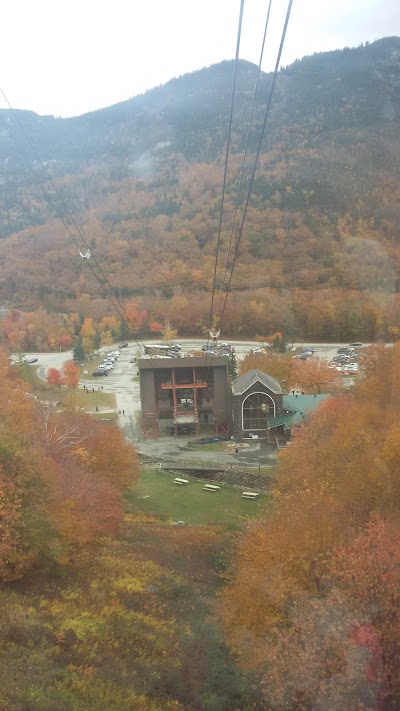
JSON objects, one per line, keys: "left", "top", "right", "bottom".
{"left": 241, "top": 491, "right": 259, "bottom": 499}
{"left": 174, "top": 477, "right": 189, "bottom": 485}
{"left": 203, "top": 484, "right": 220, "bottom": 492}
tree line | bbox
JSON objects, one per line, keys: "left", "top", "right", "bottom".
{"left": 222, "top": 343, "right": 400, "bottom": 709}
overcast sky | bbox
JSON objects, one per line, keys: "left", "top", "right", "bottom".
{"left": 1, "top": 0, "right": 398, "bottom": 117}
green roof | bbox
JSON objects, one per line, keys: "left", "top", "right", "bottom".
{"left": 268, "top": 394, "right": 331, "bottom": 430}
{"left": 283, "top": 394, "right": 331, "bottom": 413}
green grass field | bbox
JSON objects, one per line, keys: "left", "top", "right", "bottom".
{"left": 125, "top": 467, "right": 271, "bottom": 526}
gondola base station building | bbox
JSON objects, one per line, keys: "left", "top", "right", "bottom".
{"left": 138, "top": 356, "right": 329, "bottom": 441}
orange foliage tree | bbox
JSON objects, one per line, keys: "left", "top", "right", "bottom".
{"left": 239, "top": 351, "right": 292, "bottom": 387}
{"left": 289, "top": 356, "right": 342, "bottom": 394}
{"left": 0, "top": 348, "right": 140, "bottom": 579}
{"left": 62, "top": 360, "right": 80, "bottom": 388}
{"left": 222, "top": 344, "right": 400, "bottom": 697}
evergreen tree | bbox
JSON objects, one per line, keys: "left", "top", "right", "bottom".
{"left": 94, "top": 330, "right": 101, "bottom": 352}
{"left": 119, "top": 319, "right": 131, "bottom": 340}
{"left": 73, "top": 336, "right": 85, "bottom": 363}
{"left": 273, "top": 334, "right": 286, "bottom": 353}
{"left": 228, "top": 349, "right": 238, "bottom": 378}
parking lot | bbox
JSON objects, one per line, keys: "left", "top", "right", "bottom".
{"left": 29, "top": 339, "right": 367, "bottom": 445}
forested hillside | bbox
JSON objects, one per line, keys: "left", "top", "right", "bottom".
{"left": 0, "top": 38, "right": 400, "bottom": 340}
{"left": 222, "top": 343, "right": 400, "bottom": 708}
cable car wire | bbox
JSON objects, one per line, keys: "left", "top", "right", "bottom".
{"left": 218, "top": 0, "right": 273, "bottom": 315}
{"left": 205, "top": 0, "right": 245, "bottom": 360}
{"left": 218, "top": 0, "right": 294, "bottom": 336}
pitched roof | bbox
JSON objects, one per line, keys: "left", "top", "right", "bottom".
{"left": 282, "top": 393, "right": 331, "bottom": 413}
{"left": 267, "top": 394, "right": 332, "bottom": 429}
{"left": 231, "top": 369, "right": 282, "bottom": 396}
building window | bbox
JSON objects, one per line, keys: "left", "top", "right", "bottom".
{"left": 242, "top": 392, "right": 275, "bottom": 430}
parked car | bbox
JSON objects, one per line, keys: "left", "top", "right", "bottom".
{"left": 332, "top": 355, "right": 351, "bottom": 363}
{"left": 118, "top": 343, "right": 129, "bottom": 348}
{"left": 92, "top": 370, "right": 108, "bottom": 377}
{"left": 349, "top": 342, "right": 362, "bottom": 348}
{"left": 10, "top": 355, "right": 26, "bottom": 364}
{"left": 341, "top": 363, "right": 359, "bottom": 374}
{"left": 26, "top": 357, "right": 38, "bottom": 364}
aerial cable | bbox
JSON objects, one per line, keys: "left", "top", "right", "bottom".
{"left": 205, "top": 0, "right": 245, "bottom": 358}
{"left": 218, "top": 0, "right": 294, "bottom": 336}
{"left": 0, "top": 93, "right": 155, "bottom": 365}
{"left": 218, "top": 0, "right": 273, "bottom": 316}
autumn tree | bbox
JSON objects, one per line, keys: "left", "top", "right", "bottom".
{"left": 332, "top": 514, "right": 400, "bottom": 706}
{"left": 161, "top": 319, "right": 178, "bottom": 344}
{"left": 0, "top": 468, "right": 24, "bottom": 581}
{"left": 259, "top": 593, "right": 380, "bottom": 711}
{"left": 47, "top": 367, "right": 64, "bottom": 389}
{"left": 223, "top": 345, "right": 400, "bottom": 707}
{"left": 240, "top": 351, "right": 292, "bottom": 387}
{"left": 80, "top": 317, "right": 96, "bottom": 355}
{"left": 62, "top": 360, "right": 80, "bottom": 388}
{"left": 289, "top": 355, "right": 342, "bottom": 394}
{"left": 124, "top": 301, "right": 148, "bottom": 334}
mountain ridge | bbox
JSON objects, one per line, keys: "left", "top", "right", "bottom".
{"left": 0, "top": 37, "right": 399, "bottom": 342}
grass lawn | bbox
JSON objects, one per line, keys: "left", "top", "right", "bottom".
{"left": 19, "top": 364, "right": 54, "bottom": 392}
{"left": 74, "top": 388, "right": 115, "bottom": 410}
{"left": 125, "top": 467, "right": 271, "bottom": 526}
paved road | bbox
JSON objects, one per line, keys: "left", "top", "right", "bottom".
{"left": 26, "top": 339, "right": 366, "bottom": 443}
{"left": 34, "top": 346, "right": 143, "bottom": 441}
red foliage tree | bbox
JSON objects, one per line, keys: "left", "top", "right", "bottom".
{"left": 333, "top": 514, "right": 400, "bottom": 706}
{"left": 47, "top": 367, "right": 64, "bottom": 389}
{"left": 150, "top": 321, "right": 162, "bottom": 333}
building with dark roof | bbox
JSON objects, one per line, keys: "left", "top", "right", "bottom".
{"left": 138, "top": 359, "right": 331, "bottom": 441}
{"left": 138, "top": 355, "right": 231, "bottom": 437}
{"left": 231, "top": 368, "right": 284, "bottom": 439}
